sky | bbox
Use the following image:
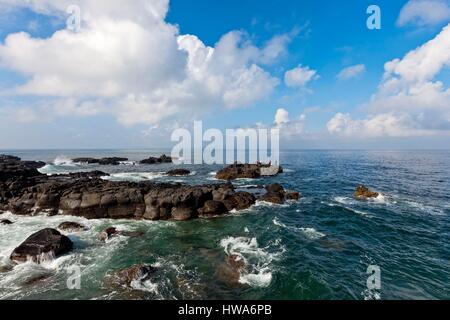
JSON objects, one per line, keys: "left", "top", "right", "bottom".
{"left": 0, "top": 0, "right": 449, "bottom": 150}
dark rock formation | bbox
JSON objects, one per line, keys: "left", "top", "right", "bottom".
{"left": 2, "top": 155, "right": 303, "bottom": 222}
{"left": 72, "top": 157, "right": 128, "bottom": 165}
{"left": 166, "top": 169, "right": 190, "bottom": 176}
{"left": 216, "top": 163, "right": 283, "bottom": 180}
{"left": 198, "top": 200, "right": 228, "bottom": 217}
{"left": 1, "top": 219, "right": 13, "bottom": 225}
{"left": 354, "top": 185, "right": 379, "bottom": 200}
{"left": 258, "top": 184, "right": 301, "bottom": 204}
{"left": 140, "top": 154, "right": 172, "bottom": 165}
{"left": 10, "top": 228, "right": 73, "bottom": 263}
{"left": 57, "top": 221, "right": 88, "bottom": 232}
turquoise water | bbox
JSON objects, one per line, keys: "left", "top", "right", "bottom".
{"left": 0, "top": 150, "right": 449, "bottom": 300}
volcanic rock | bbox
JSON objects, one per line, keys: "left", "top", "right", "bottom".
{"left": 10, "top": 228, "right": 73, "bottom": 263}
{"left": 140, "top": 154, "right": 172, "bottom": 165}
{"left": 57, "top": 221, "right": 88, "bottom": 232}
{"left": 216, "top": 163, "right": 283, "bottom": 180}
{"left": 166, "top": 169, "right": 191, "bottom": 176}
{"left": 354, "top": 185, "right": 379, "bottom": 200}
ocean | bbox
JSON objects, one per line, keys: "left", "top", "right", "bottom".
{"left": 0, "top": 149, "right": 449, "bottom": 300}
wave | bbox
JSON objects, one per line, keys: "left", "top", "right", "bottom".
{"left": 53, "top": 155, "right": 76, "bottom": 167}
{"left": 220, "top": 236, "right": 277, "bottom": 288}
{"left": 102, "top": 172, "right": 165, "bottom": 182}
{"left": 273, "top": 218, "right": 325, "bottom": 240}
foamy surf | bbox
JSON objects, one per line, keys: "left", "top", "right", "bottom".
{"left": 273, "top": 218, "right": 326, "bottom": 240}
{"left": 102, "top": 172, "right": 165, "bottom": 182}
{"left": 220, "top": 236, "right": 278, "bottom": 288}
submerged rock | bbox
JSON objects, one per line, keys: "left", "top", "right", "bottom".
{"left": 57, "top": 221, "right": 88, "bottom": 232}
{"left": 166, "top": 169, "right": 191, "bottom": 176}
{"left": 113, "top": 264, "right": 157, "bottom": 286}
{"left": 216, "top": 254, "right": 247, "bottom": 288}
{"left": 216, "top": 163, "right": 283, "bottom": 180}
{"left": 98, "top": 227, "right": 144, "bottom": 241}
{"left": 10, "top": 228, "right": 73, "bottom": 263}
{"left": 1, "top": 219, "right": 13, "bottom": 225}
{"left": 354, "top": 185, "right": 379, "bottom": 200}
{"left": 140, "top": 154, "right": 172, "bottom": 165}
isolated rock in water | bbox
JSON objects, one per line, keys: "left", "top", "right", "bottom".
{"left": 72, "top": 157, "right": 128, "bottom": 165}
{"left": 216, "top": 163, "right": 283, "bottom": 180}
{"left": 57, "top": 221, "right": 88, "bottom": 232}
{"left": 10, "top": 228, "right": 73, "bottom": 263}
{"left": 258, "top": 184, "right": 300, "bottom": 204}
{"left": 98, "top": 227, "right": 119, "bottom": 241}
{"left": 166, "top": 169, "right": 191, "bottom": 176}
{"left": 140, "top": 154, "right": 172, "bottom": 165}
{"left": 114, "top": 264, "right": 157, "bottom": 286}
{"left": 354, "top": 185, "right": 379, "bottom": 200}
{"left": 1, "top": 219, "right": 13, "bottom": 225}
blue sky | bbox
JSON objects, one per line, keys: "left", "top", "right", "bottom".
{"left": 0, "top": 0, "right": 449, "bottom": 149}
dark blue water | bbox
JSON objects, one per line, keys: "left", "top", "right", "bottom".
{"left": 0, "top": 150, "right": 449, "bottom": 300}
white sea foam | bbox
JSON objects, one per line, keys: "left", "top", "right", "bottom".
{"left": 102, "top": 172, "right": 165, "bottom": 182}
{"left": 53, "top": 155, "right": 76, "bottom": 166}
{"left": 272, "top": 218, "right": 326, "bottom": 240}
{"left": 220, "top": 236, "right": 278, "bottom": 288}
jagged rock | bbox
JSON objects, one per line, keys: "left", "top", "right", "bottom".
{"left": 166, "top": 169, "right": 191, "bottom": 176}
{"left": 258, "top": 184, "right": 301, "bottom": 204}
{"left": 354, "top": 185, "right": 379, "bottom": 200}
{"left": 140, "top": 154, "right": 172, "bottom": 165}
{"left": 216, "top": 163, "right": 283, "bottom": 180}
{"left": 72, "top": 157, "right": 128, "bottom": 165}
{"left": 222, "top": 192, "right": 256, "bottom": 211}
{"left": 1, "top": 219, "right": 13, "bottom": 225}
{"left": 198, "top": 200, "right": 228, "bottom": 217}
{"left": 57, "top": 221, "right": 88, "bottom": 232}
{"left": 10, "top": 228, "right": 73, "bottom": 263}
{"left": 171, "top": 207, "right": 196, "bottom": 221}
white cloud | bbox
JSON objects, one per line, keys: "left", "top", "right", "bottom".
{"left": 328, "top": 23, "right": 450, "bottom": 138}
{"left": 273, "top": 108, "right": 306, "bottom": 138}
{"left": 0, "top": 0, "right": 292, "bottom": 125}
{"left": 284, "top": 65, "right": 318, "bottom": 88}
{"left": 274, "top": 108, "right": 290, "bottom": 126}
{"left": 337, "top": 64, "right": 366, "bottom": 80}
{"left": 397, "top": 0, "right": 450, "bottom": 27}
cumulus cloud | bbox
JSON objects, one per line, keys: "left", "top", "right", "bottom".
{"left": 397, "top": 0, "right": 450, "bottom": 27}
{"left": 273, "top": 108, "right": 306, "bottom": 138}
{"left": 0, "top": 0, "right": 292, "bottom": 126}
{"left": 328, "top": 23, "right": 450, "bottom": 138}
{"left": 284, "top": 65, "right": 318, "bottom": 88}
{"left": 337, "top": 64, "right": 366, "bottom": 80}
